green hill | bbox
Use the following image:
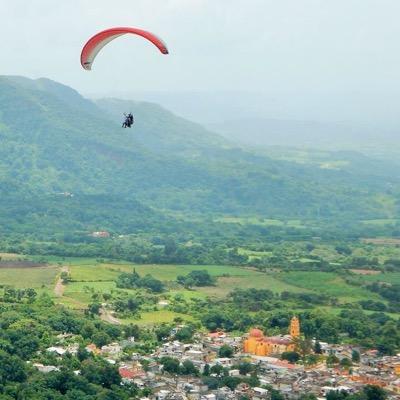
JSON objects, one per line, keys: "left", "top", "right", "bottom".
{"left": 0, "top": 76, "right": 398, "bottom": 240}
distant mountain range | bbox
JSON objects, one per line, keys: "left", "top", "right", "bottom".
{"left": 208, "top": 118, "right": 400, "bottom": 156}
{"left": 0, "top": 76, "right": 399, "bottom": 237}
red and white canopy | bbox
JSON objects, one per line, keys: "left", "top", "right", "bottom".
{"left": 81, "top": 27, "right": 169, "bottom": 70}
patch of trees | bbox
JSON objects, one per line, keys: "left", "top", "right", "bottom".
{"left": 326, "top": 385, "right": 387, "bottom": 400}
{"left": 350, "top": 256, "right": 379, "bottom": 268}
{"left": 335, "top": 245, "right": 352, "bottom": 255}
{"left": 113, "top": 297, "right": 143, "bottom": 313}
{"left": 366, "top": 282, "right": 400, "bottom": 304}
{"left": 177, "top": 270, "right": 215, "bottom": 288}
{"left": 116, "top": 270, "right": 164, "bottom": 293}
{"left": 281, "top": 351, "right": 300, "bottom": 363}
{"left": 230, "top": 288, "right": 274, "bottom": 311}
{"left": 202, "top": 363, "right": 259, "bottom": 391}
{"left": 2, "top": 287, "right": 37, "bottom": 303}
{"left": 366, "top": 282, "right": 400, "bottom": 312}
{"left": 358, "top": 300, "right": 387, "bottom": 312}
{"left": 218, "top": 344, "right": 234, "bottom": 358}
{"left": 160, "top": 357, "right": 199, "bottom": 376}
{"left": 384, "top": 258, "right": 400, "bottom": 271}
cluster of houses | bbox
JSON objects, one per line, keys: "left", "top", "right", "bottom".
{"left": 30, "top": 330, "right": 400, "bottom": 399}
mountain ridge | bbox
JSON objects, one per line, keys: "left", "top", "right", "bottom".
{"left": 0, "top": 75, "right": 398, "bottom": 238}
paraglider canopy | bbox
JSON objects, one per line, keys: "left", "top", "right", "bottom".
{"left": 81, "top": 27, "right": 169, "bottom": 70}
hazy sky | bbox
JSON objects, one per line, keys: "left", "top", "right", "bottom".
{"left": 1, "top": 0, "right": 400, "bottom": 123}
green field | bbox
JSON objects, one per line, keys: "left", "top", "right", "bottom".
{"left": 357, "top": 272, "right": 400, "bottom": 285}
{"left": 122, "top": 310, "right": 194, "bottom": 326}
{"left": 198, "top": 272, "right": 305, "bottom": 298}
{"left": 65, "top": 262, "right": 300, "bottom": 302}
{"left": 68, "top": 262, "right": 250, "bottom": 282}
{"left": 0, "top": 266, "right": 60, "bottom": 290}
{"left": 278, "top": 271, "right": 381, "bottom": 302}
{"left": 0, "top": 255, "right": 397, "bottom": 325}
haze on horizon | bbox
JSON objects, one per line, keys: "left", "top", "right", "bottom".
{"left": 1, "top": 0, "right": 400, "bottom": 125}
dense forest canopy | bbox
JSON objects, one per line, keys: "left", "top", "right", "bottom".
{"left": 0, "top": 76, "right": 399, "bottom": 249}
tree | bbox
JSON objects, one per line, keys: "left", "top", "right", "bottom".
{"left": 181, "top": 360, "right": 198, "bottom": 375}
{"left": 87, "top": 302, "right": 101, "bottom": 316}
{"left": 164, "top": 238, "right": 177, "bottom": 255}
{"left": 178, "top": 270, "right": 215, "bottom": 287}
{"left": 306, "top": 354, "right": 319, "bottom": 366}
{"left": 155, "top": 324, "right": 171, "bottom": 342}
{"left": 60, "top": 271, "right": 70, "bottom": 284}
{"left": 335, "top": 245, "right": 352, "bottom": 255}
{"left": 174, "top": 326, "right": 194, "bottom": 342}
{"left": 281, "top": 351, "right": 300, "bottom": 363}
{"left": 326, "top": 392, "right": 347, "bottom": 400}
{"left": 92, "top": 332, "right": 111, "bottom": 348}
{"left": 0, "top": 351, "right": 27, "bottom": 384}
{"left": 351, "top": 349, "right": 360, "bottom": 363}
{"left": 140, "top": 274, "right": 164, "bottom": 293}
{"left": 314, "top": 341, "right": 322, "bottom": 354}
{"left": 340, "top": 358, "right": 352, "bottom": 369}
{"left": 363, "top": 385, "right": 387, "bottom": 400}
{"left": 270, "top": 389, "right": 285, "bottom": 400}
{"left": 238, "top": 362, "right": 253, "bottom": 375}
{"left": 160, "top": 357, "right": 180, "bottom": 374}
{"left": 81, "top": 359, "right": 121, "bottom": 389}
{"left": 77, "top": 345, "right": 90, "bottom": 362}
{"left": 293, "top": 337, "right": 312, "bottom": 362}
{"left": 202, "top": 376, "right": 219, "bottom": 390}
{"left": 326, "top": 354, "right": 340, "bottom": 367}
{"left": 222, "top": 376, "right": 241, "bottom": 391}
{"left": 218, "top": 344, "right": 234, "bottom": 358}
{"left": 299, "top": 395, "right": 317, "bottom": 400}
{"left": 25, "top": 288, "right": 37, "bottom": 303}
{"left": 210, "top": 364, "right": 224, "bottom": 376}
{"left": 203, "top": 364, "right": 210, "bottom": 376}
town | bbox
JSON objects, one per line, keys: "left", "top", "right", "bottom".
{"left": 34, "top": 317, "right": 400, "bottom": 400}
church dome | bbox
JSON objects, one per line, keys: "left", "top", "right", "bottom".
{"left": 249, "top": 328, "right": 264, "bottom": 338}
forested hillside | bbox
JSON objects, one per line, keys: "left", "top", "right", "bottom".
{"left": 0, "top": 76, "right": 399, "bottom": 240}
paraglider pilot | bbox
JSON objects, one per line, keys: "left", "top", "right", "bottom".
{"left": 122, "top": 113, "right": 134, "bottom": 128}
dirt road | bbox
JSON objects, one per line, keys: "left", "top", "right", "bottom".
{"left": 54, "top": 266, "right": 69, "bottom": 297}
{"left": 100, "top": 308, "right": 121, "bottom": 325}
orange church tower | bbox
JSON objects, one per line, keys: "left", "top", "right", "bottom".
{"left": 289, "top": 316, "right": 300, "bottom": 338}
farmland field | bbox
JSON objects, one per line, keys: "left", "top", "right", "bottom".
{"left": 277, "top": 271, "right": 381, "bottom": 302}
{"left": 0, "top": 255, "right": 398, "bottom": 325}
{"left": 64, "top": 261, "right": 300, "bottom": 303}
{"left": 0, "top": 265, "right": 60, "bottom": 290}
{"left": 198, "top": 272, "right": 305, "bottom": 298}
{"left": 122, "top": 310, "right": 194, "bottom": 326}
{"left": 68, "top": 262, "right": 251, "bottom": 282}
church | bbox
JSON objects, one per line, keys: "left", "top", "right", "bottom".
{"left": 243, "top": 316, "right": 300, "bottom": 356}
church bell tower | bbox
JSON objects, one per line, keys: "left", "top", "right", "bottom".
{"left": 290, "top": 316, "right": 300, "bottom": 338}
